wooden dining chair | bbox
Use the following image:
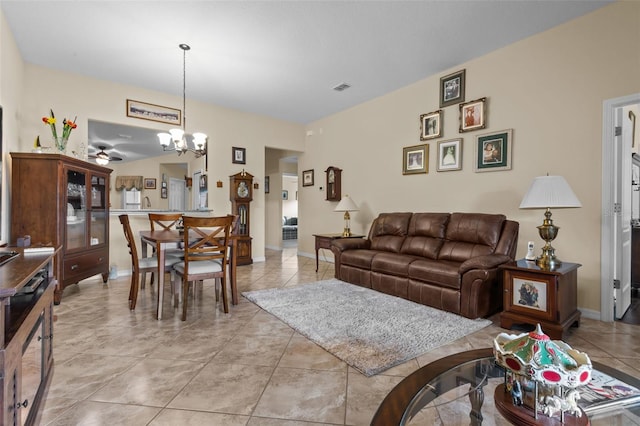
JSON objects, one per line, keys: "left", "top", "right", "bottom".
{"left": 119, "top": 214, "right": 180, "bottom": 310}
{"left": 144, "top": 212, "right": 184, "bottom": 287}
{"left": 173, "top": 215, "right": 235, "bottom": 321}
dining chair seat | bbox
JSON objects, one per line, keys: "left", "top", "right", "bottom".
{"left": 173, "top": 259, "right": 223, "bottom": 275}
{"left": 144, "top": 212, "right": 185, "bottom": 287}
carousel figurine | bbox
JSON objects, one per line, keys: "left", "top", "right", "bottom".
{"left": 493, "top": 324, "right": 592, "bottom": 423}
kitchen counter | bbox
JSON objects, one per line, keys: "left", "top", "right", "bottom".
{"left": 110, "top": 209, "right": 213, "bottom": 216}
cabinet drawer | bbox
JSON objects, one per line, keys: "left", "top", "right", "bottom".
{"left": 63, "top": 249, "right": 108, "bottom": 281}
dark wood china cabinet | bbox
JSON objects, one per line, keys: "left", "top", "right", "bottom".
{"left": 10, "top": 153, "right": 112, "bottom": 304}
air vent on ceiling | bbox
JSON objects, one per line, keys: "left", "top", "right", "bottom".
{"left": 333, "top": 83, "right": 351, "bottom": 92}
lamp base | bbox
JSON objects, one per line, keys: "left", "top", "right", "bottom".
{"left": 342, "top": 228, "right": 352, "bottom": 237}
{"left": 536, "top": 244, "right": 562, "bottom": 270}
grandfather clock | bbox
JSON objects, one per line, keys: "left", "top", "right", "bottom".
{"left": 230, "top": 171, "right": 253, "bottom": 265}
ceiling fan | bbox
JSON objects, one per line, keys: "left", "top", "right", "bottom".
{"left": 89, "top": 145, "right": 123, "bottom": 165}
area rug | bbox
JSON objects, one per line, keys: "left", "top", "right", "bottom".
{"left": 242, "top": 279, "right": 491, "bottom": 376}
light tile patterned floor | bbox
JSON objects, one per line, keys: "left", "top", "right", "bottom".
{"left": 40, "top": 247, "right": 640, "bottom": 425}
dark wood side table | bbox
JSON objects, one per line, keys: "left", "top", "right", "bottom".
{"left": 313, "top": 233, "right": 364, "bottom": 272}
{"left": 500, "top": 259, "right": 581, "bottom": 340}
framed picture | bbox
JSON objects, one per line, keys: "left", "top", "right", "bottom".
{"left": 504, "top": 269, "right": 553, "bottom": 321}
{"left": 282, "top": 190, "right": 289, "bottom": 200}
{"left": 420, "top": 110, "right": 442, "bottom": 140}
{"left": 437, "top": 139, "right": 462, "bottom": 172}
{"left": 161, "top": 187, "right": 167, "bottom": 199}
{"left": 440, "top": 69, "right": 465, "bottom": 108}
{"left": 475, "top": 129, "right": 513, "bottom": 172}
{"left": 265, "top": 176, "right": 270, "bottom": 194}
{"left": 126, "top": 99, "right": 181, "bottom": 125}
{"left": 302, "top": 169, "right": 314, "bottom": 187}
{"left": 232, "top": 147, "right": 246, "bottom": 164}
{"left": 402, "top": 144, "right": 429, "bottom": 175}
{"left": 199, "top": 174, "right": 208, "bottom": 189}
{"left": 459, "top": 97, "right": 487, "bottom": 133}
{"left": 143, "top": 178, "right": 156, "bottom": 189}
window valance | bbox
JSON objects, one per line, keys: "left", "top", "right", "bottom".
{"left": 115, "top": 176, "right": 143, "bottom": 191}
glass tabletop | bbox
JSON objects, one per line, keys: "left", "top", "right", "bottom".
{"left": 373, "top": 348, "right": 640, "bottom": 426}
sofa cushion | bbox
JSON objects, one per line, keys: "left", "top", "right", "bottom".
{"left": 408, "top": 258, "right": 461, "bottom": 290}
{"left": 340, "top": 249, "right": 378, "bottom": 270}
{"left": 400, "top": 213, "right": 449, "bottom": 259}
{"left": 439, "top": 213, "right": 506, "bottom": 263}
{"left": 369, "top": 212, "right": 412, "bottom": 253}
{"left": 371, "top": 252, "right": 419, "bottom": 277}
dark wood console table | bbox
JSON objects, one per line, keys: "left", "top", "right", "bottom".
{"left": 0, "top": 248, "right": 57, "bottom": 425}
{"left": 313, "top": 233, "right": 364, "bottom": 272}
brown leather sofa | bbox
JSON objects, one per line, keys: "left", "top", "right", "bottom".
{"left": 331, "top": 212, "right": 519, "bottom": 319}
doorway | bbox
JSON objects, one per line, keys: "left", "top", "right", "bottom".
{"left": 601, "top": 93, "right": 640, "bottom": 322}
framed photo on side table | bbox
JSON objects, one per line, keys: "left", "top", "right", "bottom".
{"left": 436, "top": 139, "right": 462, "bottom": 172}
{"left": 474, "top": 129, "right": 512, "bottom": 172}
{"left": 420, "top": 110, "right": 442, "bottom": 140}
{"left": 459, "top": 97, "right": 487, "bottom": 132}
{"left": 402, "top": 144, "right": 429, "bottom": 175}
{"left": 440, "top": 69, "right": 466, "bottom": 108}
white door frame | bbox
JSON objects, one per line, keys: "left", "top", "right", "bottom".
{"left": 601, "top": 93, "right": 640, "bottom": 322}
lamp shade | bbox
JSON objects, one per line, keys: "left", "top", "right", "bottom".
{"left": 334, "top": 195, "right": 359, "bottom": 212}
{"left": 519, "top": 175, "right": 582, "bottom": 209}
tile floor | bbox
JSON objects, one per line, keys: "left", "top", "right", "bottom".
{"left": 40, "top": 247, "right": 640, "bottom": 425}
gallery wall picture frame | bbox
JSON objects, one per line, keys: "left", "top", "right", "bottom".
{"left": 232, "top": 147, "right": 246, "bottom": 164}
{"left": 282, "top": 190, "right": 289, "bottom": 200}
{"left": 459, "top": 97, "right": 487, "bottom": 133}
{"left": 436, "top": 138, "right": 463, "bottom": 172}
{"left": 420, "top": 109, "right": 442, "bottom": 140}
{"left": 402, "top": 144, "right": 429, "bottom": 175}
{"left": 474, "top": 129, "right": 513, "bottom": 172}
{"left": 440, "top": 69, "right": 466, "bottom": 108}
{"left": 302, "top": 169, "right": 314, "bottom": 187}
{"left": 143, "top": 178, "right": 157, "bottom": 189}
{"left": 126, "top": 99, "right": 181, "bottom": 125}
{"left": 265, "top": 176, "right": 270, "bottom": 193}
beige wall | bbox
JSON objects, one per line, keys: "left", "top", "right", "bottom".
{"left": 2, "top": 2, "right": 640, "bottom": 316}
{"left": 298, "top": 1, "right": 640, "bottom": 315}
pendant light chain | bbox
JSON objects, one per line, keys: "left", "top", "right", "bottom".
{"left": 157, "top": 43, "right": 207, "bottom": 157}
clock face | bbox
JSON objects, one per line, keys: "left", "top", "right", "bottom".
{"left": 237, "top": 181, "right": 249, "bottom": 198}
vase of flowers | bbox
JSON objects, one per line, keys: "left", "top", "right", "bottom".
{"left": 42, "top": 109, "right": 77, "bottom": 154}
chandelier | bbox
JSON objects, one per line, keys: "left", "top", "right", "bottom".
{"left": 157, "top": 43, "right": 207, "bottom": 157}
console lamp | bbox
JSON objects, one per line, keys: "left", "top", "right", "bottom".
{"left": 519, "top": 175, "right": 581, "bottom": 269}
{"left": 157, "top": 44, "right": 207, "bottom": 157}
{"left": 334, "top": 195, "right": 359, "bottom": 237}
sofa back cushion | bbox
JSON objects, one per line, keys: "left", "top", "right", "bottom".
{"left": 368, "top": 212, "right": 412, "bottom": 253}
{"left": 439, "top": 213, "right": 506, "bottom": 262}
{"left": 400, "top": 213, "right": 450, "bottom": 259}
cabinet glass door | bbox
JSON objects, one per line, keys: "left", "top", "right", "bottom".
{"left": 66, "top": 169, "right": 87, "bottom": 250}
{"left": 90, "top": 174, "right": 107, "bottom": 246}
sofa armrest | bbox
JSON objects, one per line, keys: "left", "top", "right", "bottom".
{"left": 331, "top": 238, "right": 370, "bottom": 252}
{"left": 459, "top": 254, "right": 513, "bottom": 274}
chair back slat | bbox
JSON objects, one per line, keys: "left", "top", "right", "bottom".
{"left": 182, "top": 215, "right": 234, "bottom": 266}
{"left": 149, "top": 213, "right": 182, "bottom": 231}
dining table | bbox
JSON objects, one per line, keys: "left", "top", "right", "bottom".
{"left": 139, "top": 229, "right": 239, "bottom": 320}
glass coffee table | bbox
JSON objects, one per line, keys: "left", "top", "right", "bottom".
{"left": 372, "top": 348, "right": 640, "bottom": 426}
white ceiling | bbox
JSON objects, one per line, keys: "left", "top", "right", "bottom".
{"left": 2, "top": 0, "right": 611, "bottom": 162}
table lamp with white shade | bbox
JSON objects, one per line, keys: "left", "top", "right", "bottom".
{"left": 519, "top": 175, "right": 582, "bottom": 269}
{"left": 334, "top": 195, "right": 359, "bottom": 237}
